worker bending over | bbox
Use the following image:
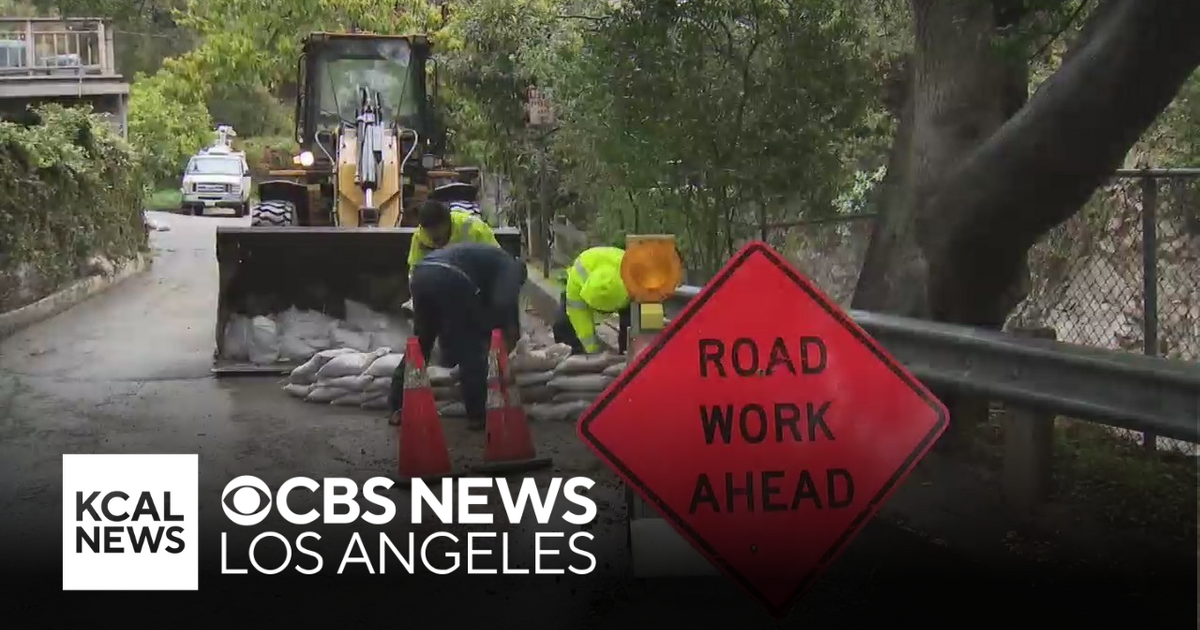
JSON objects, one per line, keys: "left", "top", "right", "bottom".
{"left": 406, "top": 199, "right": 499, "bottom": 276}
{"left": 553, "top": 246, "right": 631, "bottom": 355}
{"left": 389, "top": 242, "right": 528, "bottom": 431}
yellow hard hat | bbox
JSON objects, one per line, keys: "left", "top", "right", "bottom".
{"left": 581, "top": 266, "right": 629, "bottom": 313}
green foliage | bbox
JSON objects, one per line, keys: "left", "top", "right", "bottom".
{"left": 238, "top": 135, "right": 300, "bottom": 180}
{"left": 127, "top": 68, "right": 214, "bottom": 186}
{"left": 0, "top": 104, "right": 146, "bottom": 308}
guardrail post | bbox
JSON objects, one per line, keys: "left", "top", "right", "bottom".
{"left": 1002, "top": 326, "right": 1057, "bottom": 515}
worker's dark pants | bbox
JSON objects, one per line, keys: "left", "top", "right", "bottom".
{"left": 389, "top": 264, "right": 496, "bottom": 424}
{"left": 552, "top": 291, "right": 631, "bottom": 355}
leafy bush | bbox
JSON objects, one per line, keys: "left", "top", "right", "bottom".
{"left": 238, "top": 135, "right": 299, "bottom": 181}
{"left": 0, "top": 104, "right": 147, "bottom": 310}
{"left": 128, "top": 69, "right": 214, "bottom": 187}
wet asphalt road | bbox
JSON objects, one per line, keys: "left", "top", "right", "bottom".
{"left": 1, "top": 211, "right": 1157, "bottom": 627}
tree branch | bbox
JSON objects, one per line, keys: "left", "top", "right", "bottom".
{"left": 923, "top": 0, "right": 1200, "bottom": 320}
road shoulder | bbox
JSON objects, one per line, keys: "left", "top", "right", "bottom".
{"left": 0, "top": 253, "right": 152, "bottom": 339}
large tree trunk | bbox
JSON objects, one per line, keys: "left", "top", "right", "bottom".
{"left": 855, "top": 0, "right": 1200, "bottom": 329}
{"left": 853, "top": 0, "right": 1200, "bottom": 448}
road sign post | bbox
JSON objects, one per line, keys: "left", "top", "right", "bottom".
{"left": 578, "top": 241, "right": 948, "bottom": 616}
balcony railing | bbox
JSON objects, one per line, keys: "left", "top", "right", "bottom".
{"left": 0, "top": 17, "right": 117, "bottom": 77}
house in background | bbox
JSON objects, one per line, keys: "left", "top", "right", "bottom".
{"left": 0, "top": 17, "right": 129, "bottom": 135}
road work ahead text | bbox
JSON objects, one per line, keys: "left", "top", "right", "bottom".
{"left": 691, "top": 336, "right": 854, "bottom": 514}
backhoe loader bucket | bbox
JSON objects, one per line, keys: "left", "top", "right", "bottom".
{"left": 212, "top": 225, "right": 523, "bottom": 375}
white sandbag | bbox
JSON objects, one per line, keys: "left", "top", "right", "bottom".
{"left": 279, "top": 335, "right": 318, "bottom": 362}
{"left": 222, "top": 315, "right": 252, "bottom": 361}
{"left": 278, "top": 307, "right": 335, "bottom": 359}
{"left": 331, "top": 391, "right": 372, "bottom": 406}
{"left": 552, "top": 390, "right": 599, "bottom": 403}
{"left": 345, "top": 299, "right": 390, "bottom": 332}
{"left": 361, "top": 396, "right": 390, "bottom": 411}
{"left": 527, "top": 401, "right": 592, "bottom": 423}
{"left": 602, "top": 362, "right": 627, "bottom": 377}
{"left": 515, "top": 370, "right": 554, "bottom": 387}
{"left": 431, "top": 385, "right": 460, "bottom": 400}
{"left": 305, "top": 386, "right": 348, "bottom": 403}
{"left": 547, "top": 374, "right": 613, "bottom": 393}
{"left": 510, "top": 348, "right": 562, "bottom": 373}
{"left": 248, "top": 315, "right": 281, "bottom": 365}
{"left": 365, "top": 353, "right": 404, "bottom": 378}
{"left": 316, "top": 352, "right": 374, "bottom": 380}
{"left": 282, "top": 383, "right": 312, "bottom": 399}
{"left": 330, "top": 326, "right": 372, "bottom": 353}
{"left": 520, "top": 384, "right": 555, "bottom": 404}
{"left": 438, "top": 402, "right": 467, "bottom": 417}
{"left": 289, "top": 347, "right": 360, "bottom": 384}
{"left": 369, "top": 315, "right": 412, "bottom": 353}
{"left": 427, "top": 366, "right": 459, "bottom": 386}
{"left": 315, "top": 374, "right": 373, "bottom": 391}
{"left": 554, "top": 353, "right": 621, "bottom": 375}
{"left": 367, "top": 377, "right": 392, "bottom": 393}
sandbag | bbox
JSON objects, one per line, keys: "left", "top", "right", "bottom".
{"left": 345, "top": 299, "right": 390, "bottom": 332}
{"left": 305, "top": 386, "right": 348, "bottom": 403}
{"left": 221, "top": 315, "right": 251, "bottom": 361}
{"left": 248, "top": 315, "right": 281, "bottom": 365}
{"left": 432, "top": 385, "right": 460, "bottom": 399}
{"left": 331, "top": 391, "right": 373, "bottom": 406}
{"left": 547, "top": 374, "right": 613, "bottom": 393}
{"left": 361, "top": 396, "right": 390, "bottom": 411}
{"left": 515, "top": 370, "right": 554, "bottom": 387}
{"left": 288, "top": 348, "right": 353, "bottom": 384}
{"left": 527, "top": 401, "right": 591, "bottom": 423}
{"left": 427, "top": 366, "right": 459, "bottom": 386}
{"left": 510, "top": 346, "right": 569, "bottom": 373}
{"left": 330, "top": 326, "right": 372, "bottom": 353}
{"left": 316, "top": 352, "right": 374, "bottom": 380}
{"left": 315, "top": 374, "right": 373, "bottom": 391}
{"left": 602, "top": 362, "right": 627, "bottom": 377}
{"left": 438, "top": 402, "right": 467, "bottom": 417}
{"left": 282, "top": 383, "right": 311, "bottom": 399}
{"left": 367, "top": 377, "right": 392, "bottom": 393}
{"left": 365, "top": 353, "right": 403, "bottom": 378}
{"left": 520, "top": 384, "right": 555, "bottom": 404}
{"left": 551, "top": 390, "right": 599, "bottom": 403}
{"left": 554, "top": 353, "right": 621, "bottom": 375}
{"left": 279, "top": 335, "right": 317, "bottom": 362}
{"left": 278, "top": 307, "right": 335, "bottom": 358}
{"left": 370, "top": 331, "right": 407, "bottom": 353}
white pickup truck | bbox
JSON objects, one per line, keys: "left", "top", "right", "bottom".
{"left": 180, "top": 147, "right": 251, "bottom": 217}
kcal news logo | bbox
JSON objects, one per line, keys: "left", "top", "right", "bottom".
{"left": 62, "top": 454, "right": 199, "bottom": 590}
{"left": 219, "top": 475, "right": 599, "bottom": 576}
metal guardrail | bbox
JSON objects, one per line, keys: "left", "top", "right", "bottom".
{"left": 666, "top": 285, "right": 1200, "bottom": 443}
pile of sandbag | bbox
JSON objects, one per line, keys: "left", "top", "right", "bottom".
{"left": 418, "top": 339, "right": 626, "bottom": 423}
{"left": 281, "top": 348, "right": 402, "bottom": 411}
{"left": 222, "top": 299, "right": 412, "bottom": 365}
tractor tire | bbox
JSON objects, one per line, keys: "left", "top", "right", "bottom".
{"left": 250, "top": 200, "right": 295, "bottom": 227}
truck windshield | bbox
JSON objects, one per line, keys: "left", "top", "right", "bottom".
{"left": 187, "top": 157, "right": 242, "bottom": 175}
{"left": 315, "top": 40, "right": 421, "bottom": 128}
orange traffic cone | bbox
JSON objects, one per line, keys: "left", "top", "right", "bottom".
{"left": 471, "top": 329, "right": 552, "bottom": 475}
{"left": 397, "top": 336, "right": 455, "bottom": 484}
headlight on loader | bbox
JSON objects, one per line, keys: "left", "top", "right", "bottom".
{"left": 293, "top": 151, "right": 315, "bottom": 167}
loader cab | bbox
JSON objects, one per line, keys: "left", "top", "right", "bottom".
{"left": 295, "top": 33, "right": 434, "bottom": 164}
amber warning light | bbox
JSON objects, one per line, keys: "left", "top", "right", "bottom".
{"left": 621, "top": 235, "right": 683, "bottom": 303}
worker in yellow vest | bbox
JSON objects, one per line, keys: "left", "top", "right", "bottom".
{"left": 406, "top": 200, "right": 500, "bottom": 277}
{"left": 553, "top": 246, "right": 631, "bottom": 355}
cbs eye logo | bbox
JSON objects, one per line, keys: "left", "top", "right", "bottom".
{"left": 221, "top": 476, "right": 272, "bottom": 526}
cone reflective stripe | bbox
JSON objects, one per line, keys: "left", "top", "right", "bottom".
{"left": 398, "top": 336, "right": 454, "bottom": 481}
{"left": 474, "top": 329, "right": 551, "bottom": 475}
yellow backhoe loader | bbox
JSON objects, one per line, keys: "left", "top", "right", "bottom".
{"left": 213, "top": 32, "right": 521, "bottom": 373}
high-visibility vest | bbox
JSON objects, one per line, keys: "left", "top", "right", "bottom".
{"left": 407, "top": 210, "right": 499, "bottom": 272}
{"left": 564, "top": 246, "right": 628, "bottom": 353}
